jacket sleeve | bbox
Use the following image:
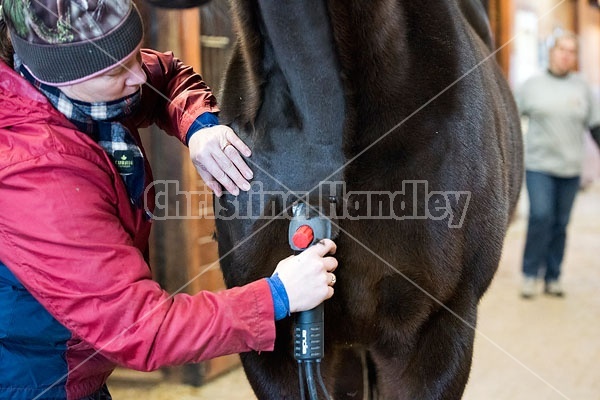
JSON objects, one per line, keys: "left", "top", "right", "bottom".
{"left": 133, "top": 49, "right": 220, "bottom": 144}
{"left": 0, "top": 151, "right": 275, "bottom": 371}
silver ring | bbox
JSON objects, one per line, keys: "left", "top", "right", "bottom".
{"left": 330, "top": 274, "right": 336, "bottom": 286}
{"left": 221, "top": 141, "right": 232, "bottom": 151}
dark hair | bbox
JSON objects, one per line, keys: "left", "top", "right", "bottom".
{"left": 0, "top": 17, "right": 14, "bottom": 66}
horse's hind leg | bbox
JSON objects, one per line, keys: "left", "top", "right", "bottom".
{"left": 370, "top": 294, "right": 478, "bottom": 400}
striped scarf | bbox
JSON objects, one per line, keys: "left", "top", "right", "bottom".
{"left": 17, "top": 61, "right": 146, "bottom": 208}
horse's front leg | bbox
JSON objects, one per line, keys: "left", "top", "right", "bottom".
{"left": 239, "top": 320, "right": 303, "bottom": 399}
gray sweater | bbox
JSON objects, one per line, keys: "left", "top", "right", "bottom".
{"left": 516, "top": 71, "right": 600, "bottom": 177}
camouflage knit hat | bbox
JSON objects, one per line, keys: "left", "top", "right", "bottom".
{"left": 1, "top": 0, "right": 143, "bottom": 85}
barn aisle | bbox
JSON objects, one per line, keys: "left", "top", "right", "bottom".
{"left": 108, "top": 182, "right": 600, "bottom": 399}
{"left": 463, "top": 181, "right": 600, "bottom": 400}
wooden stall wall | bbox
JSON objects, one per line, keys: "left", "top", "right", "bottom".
{"left": 489, "top": 0, "right": 515, "bottom": 78}
{"left": 132, "top": 0, "right": 238, "bottom": 386}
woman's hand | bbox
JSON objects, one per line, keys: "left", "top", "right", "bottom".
{"left": 188, "top": 125, "right": 253, "bottom": 197}
{"left": 273, "top": 239, "right": 338, "bottom": 313}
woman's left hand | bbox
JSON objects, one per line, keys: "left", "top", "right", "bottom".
{"left": 188, "top": 125, "right": 253, "bottom": 197}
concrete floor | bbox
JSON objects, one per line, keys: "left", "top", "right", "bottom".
{"left": 108, "top": 182, "right": 600, "bottom": 399}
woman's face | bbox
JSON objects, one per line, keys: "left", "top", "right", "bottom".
{"left": 60, "top": 51, "right": 147, "bottom": 102}
{"left": 549, "top": 37, "right": 578, "bottom": 76}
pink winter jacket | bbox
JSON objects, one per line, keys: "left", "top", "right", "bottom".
{"left": 0, "top": 50, "right": 275, "bottom": 399}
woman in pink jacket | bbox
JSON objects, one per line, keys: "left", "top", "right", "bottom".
{"left": 0, "top": 1, "right": 337, "bottom": 399}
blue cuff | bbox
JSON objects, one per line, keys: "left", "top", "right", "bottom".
{"left": 266, "top": 273, "right": 290, "bottom": 321}
{"left": 185, "top": 112, "right": 220, "bottom": 145}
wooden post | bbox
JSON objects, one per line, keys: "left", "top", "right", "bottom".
{"left": 488, "top": 0, "right": 515, "bottom": 78}
{"left": 131, "top": 1, "right": 240, "bottom": 386}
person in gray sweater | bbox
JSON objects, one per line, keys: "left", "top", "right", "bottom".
{"left": 517, "top": 31, "right": 600, "bottom": 298}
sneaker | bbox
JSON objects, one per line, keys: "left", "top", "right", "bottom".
{"left": 544, "top": 280, "right": 564, "bottom": 297}
{"left": 521, "top": 277, "right": 537, "bottom": 299}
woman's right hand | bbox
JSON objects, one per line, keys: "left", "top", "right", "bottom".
{"left": 273, "top": 239, "right": 338, "bottom": 313}
{"left": 188, "top": 125, "right": 253, "bottom": 197}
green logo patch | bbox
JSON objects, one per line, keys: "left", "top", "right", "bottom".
{"left": 114, "top": 150, "right": 135, "bottom": 175}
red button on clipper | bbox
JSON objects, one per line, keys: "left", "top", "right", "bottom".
{"left": 292, "top": 225, "right": 314, "bottom": 249}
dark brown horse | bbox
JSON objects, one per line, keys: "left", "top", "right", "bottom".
{"left": 149, "top": 1, "right": 523, "bottom": 398}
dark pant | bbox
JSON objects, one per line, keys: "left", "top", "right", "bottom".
{"left": 522, "top": 170, "right": 580, "bottom": 281}
{"left": 80, "top": 384, "right": 112, "bottom": 400}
